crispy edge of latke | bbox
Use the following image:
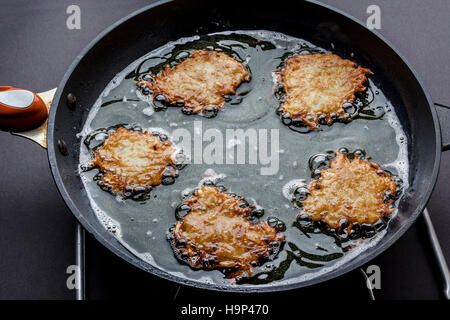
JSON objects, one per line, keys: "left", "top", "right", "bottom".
{"left": 138, "top": 50, "right": 250, "bottom": 114}
{"left": 300, "top": 151, "right": 397, "bottom": 233}
{"left": 91, "top": 127, "right": 178, "bottom": 196}
{"left": 278, "top": 53, "right": 373, "bottom": 129}
{"left": 169, "top": 185, "right": 285, "bottom": 281}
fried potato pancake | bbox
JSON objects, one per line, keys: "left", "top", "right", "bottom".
{"left": 280, "top": 53, "right": 372, "bottom": 128}
{"left": 172, "top": 186, "right": 285, "bottom": 280}
{"left": 92, "top": 127, "right": 177, "bottom": 195}
{"left": 300, "top": 152, "right": 396, "bottom": 230}
{"left": 139, "top": 50, "right": 250, "bottom": 114}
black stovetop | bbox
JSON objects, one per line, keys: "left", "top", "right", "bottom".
{"left": 0, "top": 0, "right": 449, "bottom": 300}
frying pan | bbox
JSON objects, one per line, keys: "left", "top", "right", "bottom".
{"left": 2, "top": 0, "right": 449, "bottom": 294}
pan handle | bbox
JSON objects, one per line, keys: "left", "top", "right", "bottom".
{"left": 436, "top": 104, "right": 450, "bottom": 151}
{"left": 0, "top": 86, "right": 56, "bottom": 148}
{"left": 0, "top": 86, "right": 48, "bottom": 131}
{"left": 0, "top": 86, "right": 86, "bottom": 299}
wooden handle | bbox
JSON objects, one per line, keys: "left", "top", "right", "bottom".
{"left": 0, "top": 86, "right": 49, "bottom": 132}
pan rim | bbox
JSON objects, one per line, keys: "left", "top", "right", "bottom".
{"left": 47, "top": 0, "right": 442, "bottom": 293}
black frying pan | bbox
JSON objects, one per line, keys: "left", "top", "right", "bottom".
{"left": 3, "top": 0, "right": 449, "bottom": 293}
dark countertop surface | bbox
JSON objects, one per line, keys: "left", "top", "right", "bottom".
{"left": 0, "top": 0, "right": 449, "bottom": 300}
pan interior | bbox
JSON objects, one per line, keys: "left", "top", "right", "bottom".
{"left": 78, "top": 30, "right": 408, "bottom": 288}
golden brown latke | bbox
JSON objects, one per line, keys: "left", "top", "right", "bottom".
{"left": 300, "top": 152, "right": 396, "bottom": 231}
{"left": 92, "top": 127, "right": 178, "bottom": 195}
{"left": 171, "top": 186, "right": 285, "bottom": 280}
{"left": 279, "top": 53, "right": 372, "bottom": 129}
{"left": 138, "top": 50, "right": 250, "bottom": 114}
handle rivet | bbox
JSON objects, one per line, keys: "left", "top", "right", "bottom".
{"left": 67, "top": 93, "right": 77, "bottom": 109}
{"left": 57, "top": 139, "right": 68, "bottom": 156}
